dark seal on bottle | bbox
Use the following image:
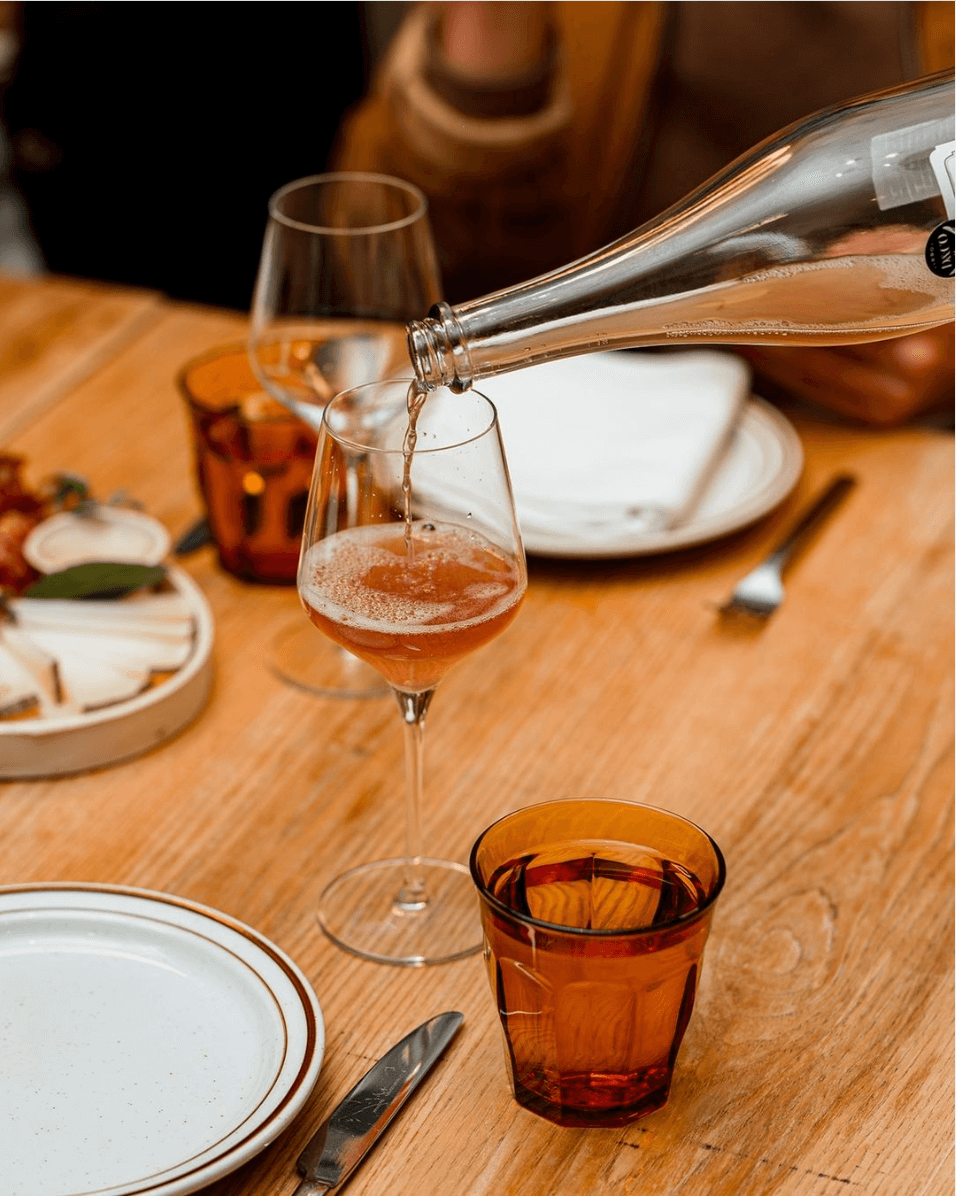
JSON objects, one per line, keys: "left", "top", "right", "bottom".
{"left": 925, "top": 221, "right": 955, "bottom": 277}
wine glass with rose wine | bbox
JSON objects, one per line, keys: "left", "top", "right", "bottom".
{"left": 298, "top": 378, "right": 527, "bottom": 964}
{"left": 249, "top": 172, "right": 443, "bottom": 698}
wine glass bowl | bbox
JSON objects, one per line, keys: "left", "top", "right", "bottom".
{"left": 299, "top": 378, "right": 527, "bottom": 965}
{"left": 250, "top": 172, "right": 440, "bottom": 419}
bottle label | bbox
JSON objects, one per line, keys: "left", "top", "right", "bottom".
{"left": 929, "top": 142, "right": 955, "bottom": 220}
{"left": 925, "top": 221, "right": 954, "bottom": 278}
{"left": 871, "top": 123, "right": 955, "bottom": 213}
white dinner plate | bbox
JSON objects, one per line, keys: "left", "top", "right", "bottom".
{"left": 514, "top": 396, "right": 804, "bottom": 559}
{"left": 0, "top": 884, "right": 324, "bottom": 1196}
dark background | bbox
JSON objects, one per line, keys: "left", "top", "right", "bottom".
{"left": 2, "top": 2, "right": 369, "bottom": 309}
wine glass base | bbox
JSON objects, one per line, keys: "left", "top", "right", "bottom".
{"left": 317, "top": 858, "right": 482, "bottom": 966}
{"left": 270, "top": 618, "right": 389, "bottom": 700}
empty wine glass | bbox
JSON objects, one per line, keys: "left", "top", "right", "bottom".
{"left": 299, "top": 378, "right": 527, "bottom": 965}
{"left": 249, "top": 173, "right": 443, "bottom": 699}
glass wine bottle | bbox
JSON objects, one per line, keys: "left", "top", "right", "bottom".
{"left": 407, "top": 71, "right": 954, "bottom": 391}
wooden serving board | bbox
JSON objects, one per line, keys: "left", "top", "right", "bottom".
{"left": 0, "top": 565, "right": 214, "bottom": 778}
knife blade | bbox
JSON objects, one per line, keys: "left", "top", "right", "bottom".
{"left": 293, "top": 1011, "right": 464, "bottom": 1195}
{"left": 172, "top": 516, "right": 212, "bottom": 556}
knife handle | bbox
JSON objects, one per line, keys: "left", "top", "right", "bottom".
{"left": 293, "top": 1181, "right": 332, "bottom": 1195}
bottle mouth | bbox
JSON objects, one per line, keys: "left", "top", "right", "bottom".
{"left": 406, "top": 302, "right": 474, "bottom": 393}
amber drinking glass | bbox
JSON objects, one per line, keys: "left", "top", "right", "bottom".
{"left": 299, "top": 379, "right": 527, "bottom": 965}
{"left": 180, "top": 344, "right": 317, "bottom": 583}
{"left": 470, "top": 798, "right": 726, "bottom": 1126}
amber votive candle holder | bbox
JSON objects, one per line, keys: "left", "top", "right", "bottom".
{"left": 179, "top": 343, "right": 317, "bottom": 584}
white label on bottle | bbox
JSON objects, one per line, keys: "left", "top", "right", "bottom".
{"left": 871, "top": 119, "right": 956, "bottom": 211}
{"left": 929, "top": 141, "right": 955, "bottom": 219}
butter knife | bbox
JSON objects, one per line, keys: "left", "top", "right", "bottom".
{"left": 293, "top": 1011, "right": 464, "bottom": 1195}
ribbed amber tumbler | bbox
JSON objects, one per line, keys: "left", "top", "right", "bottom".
{"left": 179, "top": 343, "right": 317, "bottom": 584}
{"left": 470, "top": 799, "right": 725, "bottom": 1126}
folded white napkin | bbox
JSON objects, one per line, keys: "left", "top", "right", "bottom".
{"left": 480, "top": 350, "right": 751, "bottom": 542}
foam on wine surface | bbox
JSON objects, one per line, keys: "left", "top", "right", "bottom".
{"left": 301, "top": 522, "right": 525, "bottom": 691}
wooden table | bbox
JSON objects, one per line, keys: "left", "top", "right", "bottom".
{"left": 2, "top": 273, "right": 952, "bottom": 1195}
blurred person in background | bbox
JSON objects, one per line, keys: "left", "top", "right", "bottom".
{"left": 0, "top": 1, "right": 41, "bottom": 274}
{"left": 335, "top": 1, "right": 954, "bottom": 427}
{"left": 1, "top": 2, "right": 369, "bottom": 309}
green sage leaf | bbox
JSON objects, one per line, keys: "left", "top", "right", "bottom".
{"left": 23, "top": 561, "right": 167, "bottom": 600}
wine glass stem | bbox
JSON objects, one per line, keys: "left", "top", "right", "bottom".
{"left": 394, "top": 688, "right": 435, "bottom": 912}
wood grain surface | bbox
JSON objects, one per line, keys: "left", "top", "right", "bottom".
{"left": 0, "top": 273, "right": 164, "bottom": 445}
{"left": 1, "top": 275, "right": 952, "bottom": 1196}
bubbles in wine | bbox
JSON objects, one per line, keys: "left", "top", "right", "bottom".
{"left": 301, "top": 522, "right": 523, "bottom": 636}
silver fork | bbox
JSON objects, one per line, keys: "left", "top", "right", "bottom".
{"left": 718, "top": 473, "right": 857, "bottom": 619}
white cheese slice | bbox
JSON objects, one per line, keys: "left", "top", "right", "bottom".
{"left": 24, "top": 628, "right": 193, "bottom": 675}
{"left": 0, "top": 645, "right": 43, "bottom": 717}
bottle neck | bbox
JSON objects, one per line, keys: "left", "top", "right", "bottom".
{"left": 405, "top": 72, "right": 955, "bottom": 390}
{"left": 406, "top": 302, "right": 474, "bottom": 392}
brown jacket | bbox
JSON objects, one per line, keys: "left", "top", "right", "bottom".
{"left": 334, "top": 2, "right": 954, "bottom": 304}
